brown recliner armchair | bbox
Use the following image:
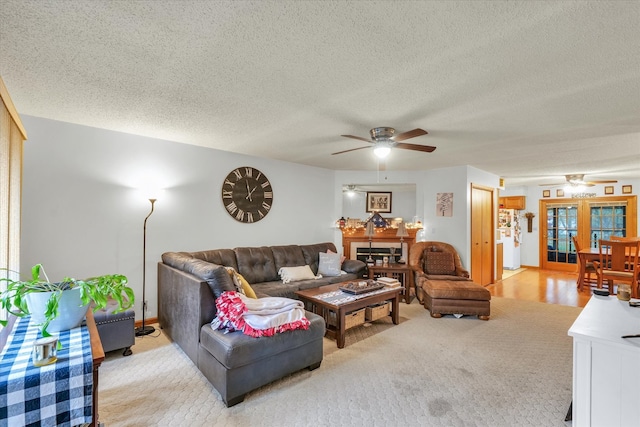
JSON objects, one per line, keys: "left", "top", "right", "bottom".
{"left": 409, "top": 241, "right": 471, "bottom": 300}
{"left": 409, "top": 241, "right": 490, "bottom": 320}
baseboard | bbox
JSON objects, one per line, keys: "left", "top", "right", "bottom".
{"left": 135, "top": 317, "right": 158, "bottom": 328}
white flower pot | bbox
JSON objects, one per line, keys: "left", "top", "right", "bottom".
{"left": 26, "top": 287, "right": 90, "bottom": 332}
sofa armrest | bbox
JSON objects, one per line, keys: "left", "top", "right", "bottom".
{"left": 341, "top": 259, "right": 367, "bottom": 277}
{"left": 158, "top": 262, "right": 216, "bottom": 365}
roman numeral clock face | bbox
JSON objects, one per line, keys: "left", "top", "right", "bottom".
{"left": 221, "top": 167, "right": 273, "bottom": 223}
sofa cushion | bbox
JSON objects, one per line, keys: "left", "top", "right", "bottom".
{"left": 234, "top": 247, "right": 278, "bottom": 284}
{"left": 424, "top": 252, "right": 456, "bottom": 276}
{"left": 317, "top": 252, "right": 342, "bottom": 277}
{"left": 251, "top": 281, "right": 301, "bottom": 299}
{"left": 199, "top": 310, "right": 325, "bottom": 370}
{"left": 300, "top": 242, "right": 337, "bottom": 274}
{"left": 206, "top": 267, "right": 238, "bottom": 299}
{"left": 271, "top": 245, "right": 307, "bottom": 271}
{"left": 191, "top": 249, "right": 239, "bottom": 272}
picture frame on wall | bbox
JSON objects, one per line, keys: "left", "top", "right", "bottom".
{"left": 622, "top": 185, "right": 632, "bottom": 194}
{"left": 542, "top": 190, "right": 551, "bottom": 198}
{"left": 366, "top": 192, "right": 392, "bottom": 213}
{"left": 604, "top": 186, "right": 614, "bottom": 195}
{"left": 436, "top": 192, "right": 454, "bottom": 217}
{"left": 556, "top": 189, "right": 564, "bottom": 197}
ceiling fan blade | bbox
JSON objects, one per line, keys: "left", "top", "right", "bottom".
{"left": 391, "top": 128, "right": 428, "bottom": 142}
{"left": 331, "top": 146, "right": 370, "bottom": 155}
{"left": 341, "top": 134, "right": 373, "bottom": 143}
{"left": 395, "top": 142, "right": 437, "bottom": 152}
{"left": 586, "top": 180, "right": 618, "bottom": 184}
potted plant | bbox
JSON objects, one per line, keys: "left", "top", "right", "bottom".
{"left": 1, "top": 264, "right": 135, "bottom": 337}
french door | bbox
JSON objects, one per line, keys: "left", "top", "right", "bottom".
{"left": 540, "top": 196, "right": 637, "bottom": 271}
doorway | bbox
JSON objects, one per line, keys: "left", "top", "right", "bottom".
{"left": 539, "top": 195, "right": 637, "bottom": 271}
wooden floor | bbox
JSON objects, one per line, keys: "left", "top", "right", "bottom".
{"left": 487, "top": 268, "right": 593, "bottom": 308}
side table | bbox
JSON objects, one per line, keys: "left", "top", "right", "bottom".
{"left": 368, "top": 264, "right": 415, "bottom": 304}
{"left": 0, "top": 311, "right": 104, "bottom": 427}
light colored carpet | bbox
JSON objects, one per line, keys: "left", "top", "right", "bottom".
{"left": 98, "top": 298, "right": 580, "bottom": 426}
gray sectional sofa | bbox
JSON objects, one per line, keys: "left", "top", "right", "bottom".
{"left": 157, "top": 242, "right": 366, "bottom": 406}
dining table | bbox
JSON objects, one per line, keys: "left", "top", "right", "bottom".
{"left": 577, "top": 239, "right": 640, "bottom": 297}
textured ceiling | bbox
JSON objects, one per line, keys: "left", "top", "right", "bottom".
{"left": 1, "top": 0, "right": 639, "bottom": 187}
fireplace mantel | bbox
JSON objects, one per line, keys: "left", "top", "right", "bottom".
{"left": 340, "top": 227, "right": 420, "bottom": 260}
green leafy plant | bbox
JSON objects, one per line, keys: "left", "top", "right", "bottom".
{"left": 0, "top": 264, "right": 134, "bottom": 337}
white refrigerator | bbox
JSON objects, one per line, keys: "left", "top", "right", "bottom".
{"left": 498, "top": 209, "right": 521, "bottom": 270}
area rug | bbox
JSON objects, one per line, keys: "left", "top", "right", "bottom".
{"left": 98, "top": 297, "right": 581, "bottom": 426}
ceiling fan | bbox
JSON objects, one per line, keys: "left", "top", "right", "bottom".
{"left": 539, "top": 174, "right": 618, "bottom": 188}
{"left": 332, "top": 127, "right": 436, "bottom": 159}
{"left": 342, "top": 185, "right": 366, "bottom": 196}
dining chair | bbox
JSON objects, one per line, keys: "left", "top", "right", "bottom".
{"left": 597, "top": 239, "right": 640, "bottom": 298}
{"left": 572, "top": 236, "right": 599, "bottom": 290}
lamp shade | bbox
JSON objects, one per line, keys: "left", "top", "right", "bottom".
{"left": 364, "top": 221, "right": 375, "bottom": 237}
{"left": 396, "top": 222, "right": 409, "bottom": 237}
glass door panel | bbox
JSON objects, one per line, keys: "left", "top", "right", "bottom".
{"left": 540, "top": 196, "right": 637, "bottom": 272}
{"left": 545, "top": 204, "right": 578, "bottom": 268}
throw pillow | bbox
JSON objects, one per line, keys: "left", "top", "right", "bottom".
{"left": 327, "top": 249, "right": 346, "bottom": 264}
{"left": 317, "top": 252, "right": 342, "bottom": 277}
{"left": 424, "top": 252, "right": 456, "bottom": 275}
{"left": 278, "top": 265, "right": 318, "bottom": 284}
{"left": 223, "top": 267, "right": 257, "bottom": 298}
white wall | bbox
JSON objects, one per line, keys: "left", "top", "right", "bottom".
{"left": 420, "top": 166, "right": 499, "bottom": 269}
{"left": 341, "top": 187, "right": 416, "bottom": 221}
{"left": 21, "top": 116, "right": 336, "bottom": 320}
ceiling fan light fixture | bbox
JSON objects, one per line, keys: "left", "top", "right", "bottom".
{"left": 373, "top": 146, "right": 391, "bottom": 158}
{"left": 564, "top": 183, "right": 585, "bottom": 194}
{"left": 344, "top": 184, "right": 357, "bottom": 197}
{"left": 373, "top": 140, "right": 393, "bottom": 158}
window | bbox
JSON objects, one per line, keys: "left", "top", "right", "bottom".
{"left": 589, "top": 202, "right": 627, "bottom": 247}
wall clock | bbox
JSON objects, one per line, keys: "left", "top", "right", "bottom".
{"left": 221, "top": 166, "right": 273, "bottom": 223}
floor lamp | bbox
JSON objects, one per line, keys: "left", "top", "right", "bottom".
{"left": 364, "top": 221, "right": 375, "bottom": 265}
{"left": 135, "top": 198, "right": 156, "bottom": 337}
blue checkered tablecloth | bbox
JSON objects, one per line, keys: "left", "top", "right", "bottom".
{"left": 0, "top": 316, "right": 93, "bottom": 427}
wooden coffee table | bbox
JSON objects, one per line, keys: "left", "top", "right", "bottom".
{"left": 295, "top": 282, "right": 401, "bottom": 348}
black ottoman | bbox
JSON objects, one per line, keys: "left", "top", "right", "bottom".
{"left": 93, "top": 298, "right": 135, "bottom": 356}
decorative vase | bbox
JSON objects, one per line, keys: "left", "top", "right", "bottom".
{"left": 26, "top": 287, "right": 90, "bottom": 332}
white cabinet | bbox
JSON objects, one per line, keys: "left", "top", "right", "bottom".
{"left": 568, "top": 296, "right": 640, "bottom": 426}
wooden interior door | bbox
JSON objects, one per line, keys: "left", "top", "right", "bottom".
{"left": 471, "top": 185, "right": 494, "bottom": 285}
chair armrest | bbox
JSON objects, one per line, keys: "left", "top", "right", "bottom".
{"left": 455, "top": 267, "right": 470, "bottom": 278}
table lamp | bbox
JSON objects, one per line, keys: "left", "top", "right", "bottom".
{"left": 396, "top": 222, "right": 409, "bottom": 263}
{"left": 364, "top": 221, "right": 375, "bottom": 264}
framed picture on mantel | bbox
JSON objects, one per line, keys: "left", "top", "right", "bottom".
{"left": 366, "top": 192, "right": 392, "bottom": 213}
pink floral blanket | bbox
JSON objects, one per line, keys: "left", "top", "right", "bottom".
{"left": 211, "top": 291, "right": 310, "bottom": 337}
